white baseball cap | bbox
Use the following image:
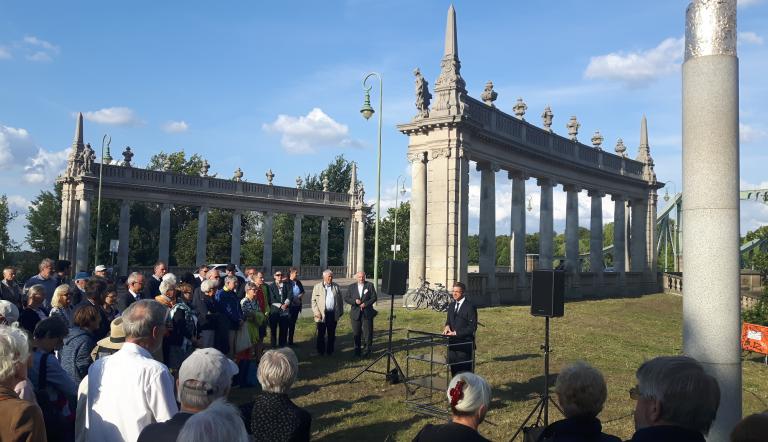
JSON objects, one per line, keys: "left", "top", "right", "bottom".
{"left": 94, "top": 265, "right": 107, "bottom": 272}
{"left": 178, "top": 348, "right": 239, "bottom": 397}
{"left": 0, "top": 300, "right": 20, "bottom": 325}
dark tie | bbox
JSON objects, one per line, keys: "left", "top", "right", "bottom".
{"left": 455, "top": 303, "right": 459, "bottom": 313}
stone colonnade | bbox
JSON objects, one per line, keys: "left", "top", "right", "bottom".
{"left": 58, "top": 114, "right": 365, "bottom": 277}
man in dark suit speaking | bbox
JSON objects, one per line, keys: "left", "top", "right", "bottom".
{"left": 442, "top": 281, "right": 477, "bottom": 376}
{"left": 345, "top": 271, "right": 377, "bottom": 357}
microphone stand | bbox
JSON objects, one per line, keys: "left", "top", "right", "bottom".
{"left": 348, "top": 289, "right": 404, "bottom": 384}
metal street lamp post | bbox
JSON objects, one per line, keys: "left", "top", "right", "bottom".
{"left": 392, "top": 176, "right": 407, "bottom": 259}
{"left": 360, "top": 72, "right": 383, "bottom": 292}
{"left": 94, "top": 134, "right": 111, "bottom": 268}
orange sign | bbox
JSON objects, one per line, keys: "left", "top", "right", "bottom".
{"left": 741, "top": 323, "right": 768, "bottom": 355}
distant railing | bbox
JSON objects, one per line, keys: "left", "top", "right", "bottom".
{"left": 663, "top": 272, "right": 683, "bottom": 295}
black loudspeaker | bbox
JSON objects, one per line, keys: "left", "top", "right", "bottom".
{"left": 381, "top": 260, "right": 407, "bottom": 296}
{"left": 530, "top": 270, "right": 565, "bottom": 317}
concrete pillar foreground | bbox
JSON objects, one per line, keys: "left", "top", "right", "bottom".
{"left": 408, "top": 152, "right": 427, "bottom": 289}
{"left": 293, "top": 214, "right": 303, "bottom": 268}
{"left": 477, "top": 162, "right": 498, "bottom": 294}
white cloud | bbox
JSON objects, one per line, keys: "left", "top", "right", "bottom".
{"left": 82, "top": 107, "right": 142, "bottom": 126}
{"left": 740, "top": 123, "right": 767, "bottom": 143}
{"left": 21, "top": 36, "right": 59, "bottom": 62}
{"left": 0, "top": 46, "right": 10, "bottom": 60}
{"left": 584, "top": 37, "right": 684, "bottom": 87}
{"left": 23, "top": 148, "right": 68, "bottom": 184}
{"left": 163, "top": 120, "right": 189, "bottom": 133}
{"left": 0, "top": 124, "right": 37, "bottom": 167}
{"left": 739, "top": 32, "right": 764, "bottom": 45}
{"left": 6, "top": 195, "right": 30, "bottom": 211}
{"left": 262, "top": 108, "right": 364, "bottom": 154}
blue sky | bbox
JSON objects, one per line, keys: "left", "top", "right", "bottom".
{"left": 1, "top": 0, "right": 767, "bottom": 248}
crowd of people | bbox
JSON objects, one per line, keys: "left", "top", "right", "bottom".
{"left": 0, "top": 259, "right": 766, "bottom": 441}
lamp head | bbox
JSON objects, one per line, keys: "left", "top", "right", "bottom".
{"left": 400, "top": 182, "right": 406, "bottom": 196}
{"left": 360, "top": 88, "right": 375, "bottom": 120}
{"left": 664, "top": 189, "right": 670, "bottom": 202}
{"left": 527, "top": 196, "right": 533, "bottom": 213}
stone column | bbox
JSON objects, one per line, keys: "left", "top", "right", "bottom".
{"left": 509, "top": 171, "right": 527, "bottom": 286}
{"left": 158, "top": 203, "right": 171, "bottom": 264}
{"left": 58, "top": 182, "right": 78, "bottom": 265}
{"left": 537, "top": 178, "right": 554, "bottom": 269}
{"left": 356, "top": 211, "right": 365, "bottom": 274}
{"left": 564, "top": 185, "right": 579, "bottom": 275}
{"left": 630, "top": 199, "right": 648, "bottom": 272}
{"left": 589, "top": 191, "right": 604, "bottom": 274}
{"left": 195, "top": 206, "right": 208, "bottom": 267}
{"left": 230, "top": 210, "right": 242, "bottom": 265}
{"left": 320, "top": 216, "right": 329, "bottom": 269}
{"left": 612, "top": 195, "right": 626, "bottom": 277}
{"left": 292, "top": 214, "right": 303, "bottom": 268}
{"left": 477, "top": 162, "right": 498, "bottom": 295}
{"left": 682, "top": 1, "right": 741, "bottom": 437}
{"left": 408, "top": 151, "right": 427, "bottom": 289}
{"left": 262, "top": 212, "right": 274, "bottom": 275}
{"left": 75, "top": 197, "right": 91, "bottom": 273}
{"left": 118, "top": 200, "right": 131, "bottom": 277}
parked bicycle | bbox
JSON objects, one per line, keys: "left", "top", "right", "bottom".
{"left": 404, "top": 278, "right": 452, "bottom": 312}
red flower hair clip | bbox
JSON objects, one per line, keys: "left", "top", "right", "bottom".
{"left": 449, "top": 380, "right": 466, "bottom": 408}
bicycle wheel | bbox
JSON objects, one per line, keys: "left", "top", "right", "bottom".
{"left": 404, "top": 291, "right": 419, "bottom": 310}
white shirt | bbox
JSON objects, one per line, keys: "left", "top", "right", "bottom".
{"left": 454, "top": 298, "right": 464, "bottom": 313}
{"left": 324, "top": 284, "right": 335, "bottom": 310}
{"left": 128, "top": 289, "right": 140, "bottom": 301}
{"left": 86, "top": 342, "right": 178, "bottom": 442}
{"left": 357, "top": 283, "right": 364, "bottom": 298}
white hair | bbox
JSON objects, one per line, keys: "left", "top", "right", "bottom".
{"left": 224, "top": 275, "right": 238, "bottom": 286}
{"left": 126, "top": 272, "right": 143, "bottom": 286}
{"left": 159, "top": 280, "right": 176, "bottom": 296}
{"left": 0, "top": 326, "right": 29, "bottom": 384}
{"left": 555, "top": 361, "right": 607, "bottom": 418}
{"left": 162, "top": 273, "right": 177, "bottom": 285}
{"left": 258, "top": 348, "right": 298, "bottom": 394}
{"left": 38, "top": 258, "right": 54, "bottom": 272}
{"left": 446, "top": 372, "right": 491, "bottom": 416}
{"left": 322, "top": 269, "right": 333, "bottom": 277}
{"left": 200, "top": 280, "right": 217, "bottom": 293}
{"left": 121, "top": 300, "right": 168, "bottom": 339}
{"left": 176, "top": 399, "right": 248, "bottom": 442}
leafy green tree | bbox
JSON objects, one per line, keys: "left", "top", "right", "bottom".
{"left": 26, "top": 183, "right": 62, "bottom": 259}
{"left": 742, "top": 226, "right": 768, "bottom": 277}
{"left": 376, "top": 201, "right": 410, "bottom": 268}
{"left": 0, "top": 195, "right": 17, "bottom": 261}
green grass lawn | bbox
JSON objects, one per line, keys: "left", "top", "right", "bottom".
{"left": 229, "top": 293, "right": 768, "bottom": 441}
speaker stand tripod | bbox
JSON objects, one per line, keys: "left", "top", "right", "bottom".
{"left": 510, "top": 316, "right": 563, "bottom": 441}
{"left": 348, "top": 290, "right": 405, "bottom": 384}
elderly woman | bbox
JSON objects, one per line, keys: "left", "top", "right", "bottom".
{"left": 413, "top": 372, "right": 492, "bottom": 441}
{"left": 155, "top": 279, "right": 177, "bottom": 365}
{"left": 29, "top": 317, "right": 78, "bottom": 440}
{"left": 102, "top": 284, "right": 120, "bottom": 322}
{"left": 250, "top": 348, "right": 311, "bottom": 440}
{"left": 537, "top": 361, "right": 621, "bottom": 442}
{"left": 60, "top": 305, "right": 101, "bottom": 384}
{"left": 0, "top": 326, "right": 47, "bottom": 442}
{"left": 166, "top": 282, "right": 198, "bottom": 371}
{"left": 199, "top": 279, "right": 219, "bottom": 349}
{"left": 241, "top": 278, "right": 269, "bottom": 356}
{"left": 50, "top": 284, "right": 75, "bottom": 326}
{"left": 19, "top": 284, "right": 49, "bottom": 335}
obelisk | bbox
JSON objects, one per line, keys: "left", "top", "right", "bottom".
{"left": 682, "top": 1, "right": 740, "bottom": 440}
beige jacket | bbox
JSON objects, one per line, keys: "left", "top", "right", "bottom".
{"left": 311, "top": 282, "right": 344, "bottom": 322}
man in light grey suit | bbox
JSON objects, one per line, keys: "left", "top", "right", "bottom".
{"left": 344, "top": 271, "right": 377, "bottom": 357}
{"left": 311, "top": 270, "right": 344, "bottom": 356}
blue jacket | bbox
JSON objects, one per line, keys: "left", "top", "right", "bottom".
{"left": 59, "top": 326, "right": 96, "bottom": 384}
{"left": 215, "top": 288, "right": 242, "bottom": 328}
